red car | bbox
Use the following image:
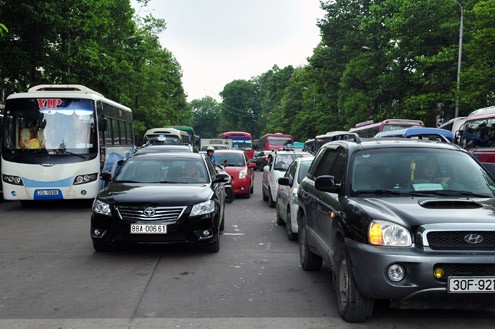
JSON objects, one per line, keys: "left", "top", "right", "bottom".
{"left": 214, "top": 150, "right": 255, "bottom": 198}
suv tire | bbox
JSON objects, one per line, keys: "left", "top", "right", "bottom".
{"left": 298, "top": 223, "right": 322, "bottom": 271}
{"left": 286, "top": 208, "right": 297, "bottom": 241}
{"left": 335, "top": 244, "right": 374, "bottom": 322}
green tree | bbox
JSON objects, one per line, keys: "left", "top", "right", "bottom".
{"left": 190, "top": 96, "right": 221, "bottom": 138}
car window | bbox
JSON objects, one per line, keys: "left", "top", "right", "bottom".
{"left": 297, "top": 160, "right": 312, "bottom": 183}
{"left": 215, "top": 153, "right": 245, "bottom": 167}
{"left": 350, "top": 148, "right": 495, "bottom": 195}
{"left": 313, "top": 148, "right": 339, "bottom": 177}
{"left": 286, "top": 161, "right": 297, "bottom": 181}
{"left": 274, "top": 154, "right": 296, "bottom": 171}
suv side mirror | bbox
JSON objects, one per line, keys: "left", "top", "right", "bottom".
{"left": 315, "top": 175, "right": 341, "bottom": 193}
{"left": 213, "top": 173, "right": 230, "bottom": 183}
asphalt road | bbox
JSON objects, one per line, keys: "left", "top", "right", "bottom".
{"left": 0, "top": 172, "right": 494, "bottom": 329}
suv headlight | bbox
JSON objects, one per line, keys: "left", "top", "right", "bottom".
{"left": 190, "top": 200, "right": 215, "bottom": 217}
{"left": 368, "top": 220, "right": 412, "bottom": 246}
{"left": 93, "top": 199, "right": 112, "bottom": 216}
{"left": 239, "top": 169, "right": 248, "bottom": 179}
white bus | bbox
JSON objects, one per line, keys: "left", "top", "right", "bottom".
{"left": 1, "top": 84, "right": 134, "bottom": 204}
{"left": 142, "top": 127, "right": 189, "bottom": 145}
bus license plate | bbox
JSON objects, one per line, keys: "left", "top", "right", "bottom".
{"left": 37, "top": 190, "right": 59, "bottom": 196}
{"left": 130, "top": 224, "right": 167, "bottom": 234}
{"left": 448, "top": 277, "right": 495, "bottom": 293}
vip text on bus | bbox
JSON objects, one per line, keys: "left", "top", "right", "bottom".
{"left": 1, "top": 84, "right": 134, "bottom": 203}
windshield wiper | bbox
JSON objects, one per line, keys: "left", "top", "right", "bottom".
{"left": 354, "top": 189, "right": 403, "bottom": 196}
{"left": 409, "top": 190, "right": 492, "bottom": 198}
{"left": 55, "top": 148, "right": 86, "bottom": 159}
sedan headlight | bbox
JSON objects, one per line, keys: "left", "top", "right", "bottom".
{"left": 93, "top": 199, "right": 112, "bottom": 216}
{"left": 239, "top": 169, "right": 248, "bottom": 179}
{"left": 368, "top": 220, "right": 412, "bottom": 246}
{"left": 190, "top": 200, "right": 215, "bottom": 217}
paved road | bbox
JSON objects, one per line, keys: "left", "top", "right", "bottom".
{"left": 0, "top": 172, "right": 494, "bottom": 328}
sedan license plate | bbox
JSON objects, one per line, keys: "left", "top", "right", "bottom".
{"left": 130, "top": 224, "right": 167, "bottom": 234}
{"left": 448, "top": 277, "right": 495, "bottom": 293}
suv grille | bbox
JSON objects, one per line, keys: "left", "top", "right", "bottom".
{"left": 427, "top": 231, "right": 495, "bottom": 250}
{"left": 435, "top": 263, "right": 495, "bottom": 282}
{"left": 116, "top": 205, "right": 186, "bottom": 222}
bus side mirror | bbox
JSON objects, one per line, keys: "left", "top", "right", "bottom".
{"left": 98, "top": 118, "right": 107, "bottom": 131}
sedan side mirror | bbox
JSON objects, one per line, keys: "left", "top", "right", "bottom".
{"left": 248, "top": 162, "right": 256, "bottom": 168}
{"left": 278, "top": 177, "right": 292, "bottom": 187}
{"left": 213, "top": 173, "right": 230, "bottom": 184}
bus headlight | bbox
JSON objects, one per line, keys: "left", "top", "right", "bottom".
{"left": 74, "top": 173, "right": 98, "bottom": 185}
{"left": 2, "top": 175, "right": 24, "bottom": 186}
{"left": 93, "top": 199, "right": 112, "bottom": 216}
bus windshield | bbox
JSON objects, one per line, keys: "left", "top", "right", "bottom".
{"left": 232, "top": 139, "right": 252, "bottom": 150}
{"left": 3, "top": 98, "right": 97, "bottom": 154}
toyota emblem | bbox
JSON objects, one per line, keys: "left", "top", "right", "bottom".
{"left": 144, "top": 207, "right": 156, "bottom": 217}
{"left": 464, "top": 233, "right": 484, "bottom": 244}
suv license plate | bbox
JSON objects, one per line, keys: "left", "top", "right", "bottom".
{"left": 448, "top": 277, "right": 495, "bottom": 293}
{"left": 130, "top": 224, "right": 167, "bottom": 234}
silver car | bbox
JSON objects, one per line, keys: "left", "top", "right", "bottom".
{"left": 275, "top": 156, "right": 314, "bottom": 240}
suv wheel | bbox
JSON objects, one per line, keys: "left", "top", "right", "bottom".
{"left": 298, "top": 222, "right": 322, "bottom": 271}
{"left": 335, "top": 244, "right": 374, "bottom": 322}
{"left": 286, "top": 208, "right": 297, "bottom": 241}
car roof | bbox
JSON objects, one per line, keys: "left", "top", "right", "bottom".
{"left": 374, "top": 127, "right": 454, "bottom": 139}
{"left": 130, "top": 153, "right": 203, "bottom": 160}
{"left": 214, "top": 150, "right": 245, "bottom": 154}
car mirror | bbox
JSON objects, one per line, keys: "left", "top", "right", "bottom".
{"left": 278, "top": 177, "right": 292, "bottom": 187}
{"left": 213, "top": 173, "right": 230, "bottom": 184}
{"left": 100, "top": 172, "right": 112, "bottom": 181}
{"left": 315, "top": 175, "right": 341, "bottom": 193}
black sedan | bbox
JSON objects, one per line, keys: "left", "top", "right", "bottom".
{"left": 91, "top": 153, "right": 229, "bottom": 252}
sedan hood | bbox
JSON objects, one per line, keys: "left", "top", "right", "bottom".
{"left": 98, "top": 183, "right": 213, "bottom": 206}
{"left": 355, "top": 197, "right": 495, "bottom": 227}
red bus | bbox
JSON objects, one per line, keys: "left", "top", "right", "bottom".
{"left": 349, "top": 119, "right": 424, "bottom": 138}
{"left": 458, "top": 106, "right": 495, "bottom": 176}
{"left": 257, "top": 133, "right": 294, "bottom": 151}
{"left": 218, "top": 131, "right": 254, "bottom": 158}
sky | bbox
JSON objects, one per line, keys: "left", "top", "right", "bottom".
{"left": 133, "top": 0, "right": 325, "bottom": 101}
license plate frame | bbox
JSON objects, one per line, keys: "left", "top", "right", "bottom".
{"left": 37, "top": 189, "right": 59, "bottom": 196}
{"left": 448, "top": 276, "right": 495, "bottom": 293}
{"left": 130, "top": 224, "right": 167, "bottom": 234}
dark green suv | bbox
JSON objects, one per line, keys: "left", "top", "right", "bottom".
{"left": 297, "top": 136, "right": 495, "bottom": 322}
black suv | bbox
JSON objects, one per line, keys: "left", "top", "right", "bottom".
{"left": 297, "top": 137, "right": 495, "bottom": 322}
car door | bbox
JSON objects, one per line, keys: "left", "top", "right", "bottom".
{"left": 277, "top": 161, "right": 297, "bottom": 221}
{"left": 316, "top": 145, "right": 348, "bottom": 263}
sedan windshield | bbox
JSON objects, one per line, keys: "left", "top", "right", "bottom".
{"left": 215, "top": 153, "right": 245, "bottom": 167}
{"left": 351, "top": 148, "right": 495, "bottom": 197}
{"left": 116, "top": 158, "right": 209, "bottom": 184}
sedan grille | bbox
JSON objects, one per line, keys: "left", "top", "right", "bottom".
{"left": 116, "top": 205, "right": 186, "bottom": 222}
{"left": 427, "top": 231, "right": 495, "bottom": 250}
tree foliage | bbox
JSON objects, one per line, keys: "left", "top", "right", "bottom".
{"left": 0, "top": 0, "right": 190, "bottom": 141}
{"left": 190, "top": 96, "right": 221, "bottom": 138}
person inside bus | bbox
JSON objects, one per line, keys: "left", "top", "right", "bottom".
{"left": 19, "top": 120, "right": 45, "bottom": 149}
{"left": 206, "top": 146, "right": 219, "bottom": 166}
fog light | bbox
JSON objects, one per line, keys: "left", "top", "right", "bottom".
{"left": 81, "top": 190, "right": 87, "bottom": 195}
{"left": 434, "top": 267, "right": 445, "bottom": 279}
{"left": 240, "top": 187, "right": 245, "bottom": 191}
{"left": 387, "top": 264, "right": 406, "bottom": 282}
{"left": 203, "top": 230, "right": 212, "bottom": 237}
{"left": 93, "top": 229, "right": 102, "bottom": 236}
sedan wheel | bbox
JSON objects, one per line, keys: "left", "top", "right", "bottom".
{"left": 286, "top": 208, "right": 297, "bottom": 241}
